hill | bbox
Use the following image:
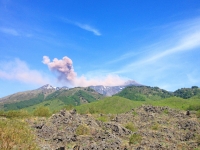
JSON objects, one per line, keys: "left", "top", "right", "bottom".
{"left": 1, "top": 86, "right": 104, "bottom": 111}
{"left": 75, "top": 95, "right": 200, "bottom": 115}
{"left": 115, "top": 86, "right": 173, "bottom": 101}
{"left": 0, "top": 84, "right": 61, "bottom": 104}
{"left": 174, "top": 86, "right": 200, "bottom": 99}
{"left": 76, "top": 96, "right": 143, "bottom": 114}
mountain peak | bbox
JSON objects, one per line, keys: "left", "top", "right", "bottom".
{"left": 123, "top": 80, "right": 142, "bottom": 86}
{"left": 39, "top": 84, "right": 55, "bottom": 90}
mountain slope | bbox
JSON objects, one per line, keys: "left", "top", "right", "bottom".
{"left": 76, "top": 96, "right": 143, "bottom": 114}
{"left": 89, "top": 80, "right": 142, "bottom": 96}
{"left": 1, "top": 86, "right": 104, "bottom": 111}
{"left": 115, "top": 86, "right": 173, "bottom": 101}
{"left": 0, "top": 84, "right": 58, "bottom": 104}
{"left": 174, "top": 86, "right": 200, "bottom": 99}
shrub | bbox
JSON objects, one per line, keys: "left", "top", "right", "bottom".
{"left": 33, "top": 106, "right": 50, "bottom": 117}
{"left": 97, "top": 116, "right": 109, "bottom": 122}
{"left": 5, "top": 110, "right": 30, "bottom": 118}
{"left": 163, "top": 109, "right": 169, "bottom": 114}
{"left": 188, "top": 104, "right": 200, "bottom": 111}
{"left": 63, "top": 105, "right": 74, "bottom": 110}
{"left": 129, "top": 133, "right": 142, "bottom": 145}
{"left": 151, "top": 123, "right": 159, "bottom": 130}
{"left": 76, "top": 124, "right": 90, "bottom": 135}
{"left": 0, "top": 110, "right": 5, "bottom": 116}
{"left": 125, "top": 122, "right": 136, "bottom": 132}
{"left": 196, "top": 134, "right": 200, "bottom": 146}
{"left": 132, "top": 111, "right": 137, "bottom": 116}
{"left": 196, "top": 110, "right": 200, "bottom": 118}
{"left": 89, "top": 107, "right": 96, "bottom": 114}
{"left": 0, "top": 118, "right": 39, "bottom": 149}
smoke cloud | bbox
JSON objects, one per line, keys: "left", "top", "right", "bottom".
{"left": 0, "top": 58, "right": 49, "bottom": 85}
{"left": 42, "top": 56, "right": 77, "bottom": 84}
{"left": 43, "top": 56, "right": 126, "bottom": 86}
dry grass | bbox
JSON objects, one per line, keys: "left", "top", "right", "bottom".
{"left": 76, "top": 124, "right": 90, "bottom": 135}
{"left": 0, "top": 118, "right": 39, "bottom": 150}
{"left": 125, "top": 122, "right": 137, "bottom": 132}
{"left": 129, "top": 133, "right": 142, "bottom": 145}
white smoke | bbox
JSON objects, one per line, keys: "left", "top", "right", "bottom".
{"left": 43, "top": 56, "right": 126, "bottom": 86}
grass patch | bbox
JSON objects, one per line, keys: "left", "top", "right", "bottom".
{"left": 129, "top": 133, "right": 142, "bottom": 145}
{"left": 196, "top": 110, "right": 200, "bottom": 118}
{"left": 0, "top": 110, "right": 31, "bottom": 118}
{"left": 132, "top": 111, "right": 137, "bottom": 116}
{"left": 62, "top": 104, "right": 74, "bottom": 111}
{"left": 125, "top": 122, "right": 137, "bottom": 132}
{"left": 33, "top": 106, "right": 51, "bottom": 117}
{"left": 149, "top": 97, "right": 200, "bottom": 110}
{"left": 76, "top": 124, "right": 90, "bottom": 135}
{"left": 23, "top": 99, "right": 65, "bottom": 113}
{"left": 0, "top": 118, "right": 39, "bottom": 149}
{"left": 151, "top": 123, "right": 159, "bottom": 130}
{"left": 163, "top": 109, "right": 169, "bottom": 114}
{"left": 76, "top": 96, "right": 143, "bottom": 114}
{"left": 97, "top": 116, "right": 109, "bottom": 122}
{"left": 196, "top": 134, "right": 200, "bottom": 146}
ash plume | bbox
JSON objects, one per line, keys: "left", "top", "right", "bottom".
{"left": 43, "top": 56, "right": 126, "bottom": 86}
{"left": 42, "top": 56, "right": 77, "bottom": 84}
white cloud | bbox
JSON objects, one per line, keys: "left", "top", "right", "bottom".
{"left": 0, "top": 27, "right": 19, "bottom": 36}
{"left": 117, "top": 18, "right": 200, "bottom": 74}
{"left": 75, "top": 23, "right": 101, "bottom": 36}
{"left": 0, "top": 58, "right": 50, "bottom": 85}
{"left": 61, "top": 18, "right": 101, "bottom": 36}
{"left": 109, "top": 17, "right": 200, "bottom": 90}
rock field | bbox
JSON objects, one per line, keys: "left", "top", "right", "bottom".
{"left": 29, "top": 105, "right": 200, "bottom": 150}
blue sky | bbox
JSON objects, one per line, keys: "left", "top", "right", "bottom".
{"left": 0, "top": 0, "right": 200, "bottom": 97}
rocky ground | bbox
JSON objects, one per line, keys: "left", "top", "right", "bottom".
{"left": 29, "top": 105, "right": 200, "bottom": 150}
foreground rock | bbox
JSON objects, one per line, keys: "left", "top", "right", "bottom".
{"left": 30, "top": 106, "right": 200, "bottom": 150}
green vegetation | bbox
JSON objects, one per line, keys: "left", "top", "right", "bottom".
{"left": 132, "top": 111, "right": 137, "bottom": 116}
{"left": 125, "top": 122, "right": 137, "bottom": 132}
{"left": 76, "top": 96, "right": 143, "bottom": 114}
{"left": 4, "top": 94, "right": 44, "bottom": 111}
{"left": 23, "top": 99, "right": 65, "bottom": 113}
{"left": 129, "top": 133, "right": 142, "bottom": 145}
{"left": 0, "top": 118, "right": 39, "bottom": 149}
{"left": 115, "top": 86, "right": 172, "bottom": 101}
{"left": 2, "top": 87, "right": 104, "bottom": 112}
{"left": 75, "top": 96, "right": 200, "bottom": 115}
{"left": 58, "top": 90, "right": 97, "bottom": 105}
{"left": 75, "top": 124, "right": 90, "bottom": 135}
{"left": 151, "top": 122, "right": 159, "bottom": 130}
{"left": 62, "top": 104, "right": 74, "bottom": 110}
{"left": 196, "top": 134, "right": 200, "bottom": 146}
{"left": 187, "top": 104, "right": 200, "bottom": 111}
{"left": 33, "top": 106, "right": 51, "bottom": 117}
{"left": 0, "top": 110, "right": 30, "bottom": 118}
{"left": 174, "top": 86, "right": 200, "bottom": 99}
{"left": 45, "top": 88, "right": 103, "bottom": 106}
{"left": 196, "top": 110, "right": 200, "bottom": 118}
{"left": 97, "top": 115, "right": 109, "bottom": 122}
{"left": 150, "top": 97, "right": 200, "bottom": 110}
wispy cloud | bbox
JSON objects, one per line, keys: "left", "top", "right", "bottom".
{"left": 75, "top": 23, "right": 101, "bottom": 36}
{"left": 116, "top": 18, "right": 200, "bottom": 73}
{"left": 110, "top": 17, "right": 200, "bottom": 90}
{"left": 61, "top": 18, "right": 101, "bottom": 36}
{"left": 0, "top": 58, "right": 50, "bottom": 85}
{"left": 0, "top": 27, "right": 20, "bottom": 36}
